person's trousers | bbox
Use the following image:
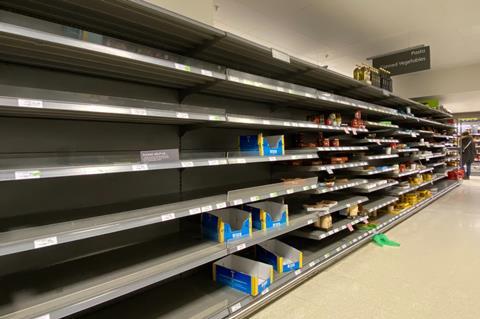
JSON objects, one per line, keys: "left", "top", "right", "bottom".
{"left": 462, "top": 161, "right": 472, "bottom": 177}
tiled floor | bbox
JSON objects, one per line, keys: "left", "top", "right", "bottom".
{"left": 251, "top": 178, "right": 480, "bottom": 319}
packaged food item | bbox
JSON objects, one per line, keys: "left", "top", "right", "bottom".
{"left": 322, "top": 138, "right": 330, "bottom": 147}
{"left": 303, "top": 200, "right": 338, "bottom": 211}
{"left": 314, "top": 214, "right": 332, "bottom": 230}
{"left": 332, "top": 138, "right": 340, "bottom": 147}
{"left": 335, "top": 113, "right": 342, "bottom": 126}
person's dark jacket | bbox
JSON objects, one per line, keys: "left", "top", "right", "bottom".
{"left": 461, "top": 135, "right": 476, "bottom": 163}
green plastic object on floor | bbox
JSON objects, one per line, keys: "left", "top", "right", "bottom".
{"left": 372, "top": 233, "right": 400, "bottom": 247}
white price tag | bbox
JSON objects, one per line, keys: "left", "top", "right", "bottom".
{"left": 294, "top": 269, "right": 302, "bottom": 276}
{"left": 250, "top": 196, "right": 260, "bottom": 202}
{"left": 15, "top": 170, "right": 41, "bottom": 180}
{"left": 236, "top": 243, "right": 247, "bottom": 251}
{"left": 189, "top": 207, "right": 201, "bottom": 215}
{"left": 201, "top": 69, "right": 213, "bottom": 77}
{"left": 307, "top": 154, "right": 314, "bottom": 159}
{"left": 33, "top": 236, "right": 57, "bottom": 249}
{"left": 262, "top": 120, "right": 271, "bottom": 125}
{"left": 307, "top": 219, "right": 314, "bottom": 225}
{"left": 161, "top": 213, "right": 175, "bottom": 221}
{"left": 272, "top": 49, "right": 291, "bottom": 63}
{"left": 130, "top": 108, "right": 147, "bottom": 116}
{"left": 326, "top": 168, "right": 334, "bottom": 174}
{"left": 208, "top": 115, "right": 222, "bottom": 121}
{"left": 303, "top": 186, "right": 310, "bottom": 191}
{"left": 176, "top": 112, "right": 189, "bottom": 119}
{"left": 208, "top": 160, "right": 220, "bottom": 166}
{"left": 235, "top": 158, "right": 247, "bottom": 164}
{"left": 18, "top": 99, "right": 43, "bottom": 108}
{"left": 283, "top": 121, "right": 291, "bottom": 126}
{"left": 268, "top": 156, "right": 277, "bottom": 161}
{"left": 174, "top": 63, "right": 191, "bottom": 72}
{"left": 311, "top": 184, "right": 317, "bottom": 189}
{"left": 286, "top": 188, "right": 294, "bottom": 194}
{"left": 342, "top": 244, "right": 347, "bottom": 249}
{"left": 233, "top": 199, "right": 243, "bottom": 206}
{"left": 261, "top": 288, "right": 270, "bottom": 296}
{"left": 376, "top": 141, "right": 381, "bottom": 145}
{"left": 352, "top": 129, "right": 358, "bottom": 135}
{"left": 269, "top": 192, "right": 278, "bottom": 198}
{"left": 216, "top": 202, "right": 227, "bottom": 209}
{"left": 33, "top": 315, "right": 50, "bottom": 319}
{"left": 201, "top": 205, "right": 213, "bottom": 212}
{"left": 181, "top": 161, "right": 194, "bottom": 168}
{"left": 276, "top": 86, "right": 285, "bottom": 92}
{"left": 309, "top": 261, "right": 316, "bottom": 268}
{"left": 132, "top": 164, "right": 148, "bottom": 171}
{"left": 344, "top": 128, "right": 350, "bottom": 134}
{"left": 231, "top": 303, "right": 242, "bottom": 313}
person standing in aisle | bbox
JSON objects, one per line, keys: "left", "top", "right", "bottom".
{"left": 460, "top": 131, "right": 476, "bottom": 179}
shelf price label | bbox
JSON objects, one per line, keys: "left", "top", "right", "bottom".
{"left": 174, "top": 63, "right": 191, "bottom": 72}
{"left": 261, "top": 288, "right": 270, "bottom": 296}
{"left": 347, "top": 224, "right": 354, "bottom": 232}
{"left": 131, "top": 164, "right": 148, "bottom": 171}
{"left": 250, "top": 195, "right": 260, "bottom": 202}
{"left": 308, "top": 261, "right": 316, "bottom": 268}
{"left": 34, "top": 237, "right": 58, "bottom": 249}
{"left": 326, "top": 168, "right": 334, "bottom": 175}
{"left": 33, "top": 315, "right": 50, "bottom": 319}
{"left": 18, "top": 99, "right": 43, "bottom": 108}
{"left": 272, "top": 49, "right": 291, "bottom": 63}
{"left": 129, "top": 108, "right": 147, "bottom": 116}
{"left": 216, "top": 202, "right": 227, "bottom": 209}
{"left": 232, "top": 199, "right": 243, "bottom": 206}
{"left": 176, "top": 112, "right": 190, "bottom": 119}
{"left": 269, "top": 192, "right": 278, "bottom": 198}
{"left": 236, "top": 243, "right": 247, "bottom": 251}
{"left": 188, "top": 207, "right": 201, "bottom": 215}
{"left": 15, "top": 170, "right": 41, "bottom": 180}
{"left": 230, "top": 303, "right": 242, "bottom": 313}
{"left": 208, "top": 159, "right": 220, "bottom": 166}
{"left": 200, "top": 69, "right": 213, "bottom": 77}
{"left": 181, "top": 161, "right": 194, "bottom": 168}
{"left": 208, "top": 115, "right": 223, "bottom": 121}
{"left": 268, "top": 156, "right": 277, "bottom": 161}
{"left": 201, "top": 205, "right": 213, "bottom": 212}
{"left": 286, "top": 188, "right": 294, "bottom": 194}
{"left": 161, "top": 213, "right": 175, "bottom": 222}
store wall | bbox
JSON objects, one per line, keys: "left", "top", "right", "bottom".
{"left": 145, "top": 0, "right": 215, "bottom": 25}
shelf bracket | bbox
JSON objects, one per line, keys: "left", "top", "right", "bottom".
{"left": 185, "top": 35, "right": 226, "bottom": 57}
{"left": 178, "top": 80, "right": 221, "bottom": 103}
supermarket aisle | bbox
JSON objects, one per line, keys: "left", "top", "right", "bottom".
{"left": 251, "top": 178, "right": 480, "bottom": 319}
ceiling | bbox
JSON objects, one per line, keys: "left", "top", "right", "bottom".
{"left": 213, "top": 0, "right": 480, "bottom": 76}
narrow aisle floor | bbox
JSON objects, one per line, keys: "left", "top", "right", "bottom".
{"left": 251, "top": 178, "right": 480, "bottom": 319}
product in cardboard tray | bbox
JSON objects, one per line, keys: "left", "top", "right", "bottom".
{"left": 314, "top": 214, "right": 333, "bottom": 230}
{"left": 332, "top": 138, "right": 340, "bottom": 147}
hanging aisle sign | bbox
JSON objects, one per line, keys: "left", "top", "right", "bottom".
{"left": 371, "top": 46, "right": 430, "bottom": 76}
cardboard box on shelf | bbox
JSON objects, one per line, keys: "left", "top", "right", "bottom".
{"left": 239, "top": 133, "right": 285, "bottom": 156}
{"left": 242, "top": 201, "right": 288, "bottom": 230}
{"left": 213, "top": 255, "right": 273, "bottom": 296}
{"left": 202, "top": 208, "right": 252, "bottom": 243}
{"left": 256, "top": 239, "right": 303, "bottom": 273}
